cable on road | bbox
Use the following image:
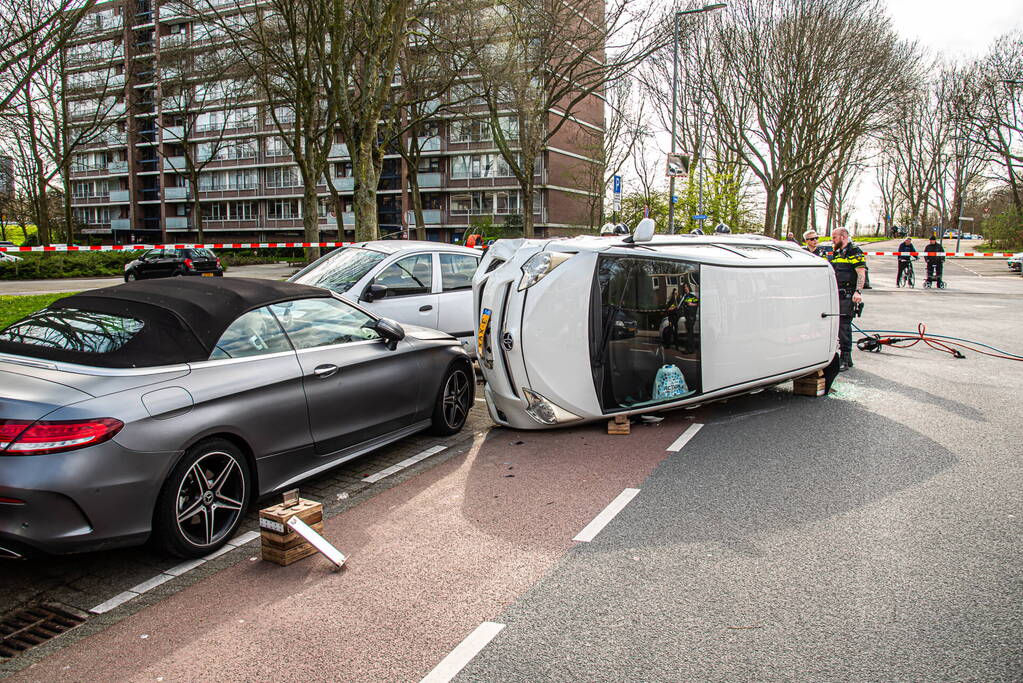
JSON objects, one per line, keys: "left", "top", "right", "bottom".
{"left": 854, "top": 323, "right": 1023, "bottom": 361}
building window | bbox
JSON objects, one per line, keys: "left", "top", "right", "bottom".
{"left": 266, "top": 166, "right": 301, "bottom": 188}
{"left": 334, "top": 161, "right": 353, "bottom": 177}
{"left": 268, "top": 199, "right": 300, "bottom": 219}
{"left": 417, "top": 157, "right": 441, "bottom": 173}
{"left": 201, "top": 202, "right": 228, "bottom": 221}
{"left": 450, "top": 194, "right": 471, "bottom": 215}
{"left": 228, "top": 201, "right": 256, "bottom": 220}
{"left": 265, "top": 136, "right": 289, "bottom": 157}
{"left": 449, "top": 154, "right": 514, "bottom": 179}
{"left": 450, "top": 118, "right": 491, "bottom": 143}
{"left": 228, "top": 169, "right": 257, "bottom": 190}
{"left": 265, "top": 106, "right": 296, "bottom": 125}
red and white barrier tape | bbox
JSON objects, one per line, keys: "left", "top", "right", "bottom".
{"left": 0, "top": 244, "right": 1015, "bottom": 257}
{"left": 0, "top": 241, "right": 354, "bottom": 252}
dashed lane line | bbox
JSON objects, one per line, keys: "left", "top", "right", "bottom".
{"left": 666, "top": 422, "right": 704, "bottom": 452}
{"left": 420, "top": 622, "right": 506, "bottom": 683}
{"left": 363, "top": 445, "right": 447, "bottom": 484}
{"left": 572, "top": 488, "right": 641, "bottom": 543}
{"left": 88, "top": 530, "right": 260, "bottom": 615}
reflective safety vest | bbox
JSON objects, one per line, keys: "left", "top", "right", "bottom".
{"left": 828, "top": 244, "right": 866, "bottom": 289}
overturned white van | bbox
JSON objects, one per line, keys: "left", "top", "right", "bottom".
{"left": 472, "top": 221, "right": 839, "bottom": 429}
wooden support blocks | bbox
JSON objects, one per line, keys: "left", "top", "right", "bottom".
{"left": 607, "top": 414, "right": 631, "bottom": 435}
{"left": 259, "top": 497, "right": 324, "bottom": 566}
{"left": 793, "top": 370, "right": 826, "bottom": 397}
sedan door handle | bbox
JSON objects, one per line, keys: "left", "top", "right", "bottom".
{"left": 312, "top": 364, "right": 339, "bottom": 379}
{"left": 419, "top": 305, "right": 433, "bottom": 312}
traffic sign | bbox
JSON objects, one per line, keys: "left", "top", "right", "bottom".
{"left": 693, "top": 214, "right": 708, "bottom": 220}
{"left": 612, "top": 174, "right": 622, "bottom": 211}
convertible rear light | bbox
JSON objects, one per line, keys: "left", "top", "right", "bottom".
{"left": 0, "top": 418, "right": 124, "bottom": 455}
{"left": 184, "top": 257, "right": 194, "bottom": 270}
{"left": 215, "top": 257, "right": 221, "bottom": 267}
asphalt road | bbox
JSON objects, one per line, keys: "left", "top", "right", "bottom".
{"left": 0, "top": 263, "right": 300, "bottom": 296}
{"left": 2, "top": 242, "right": 1021, "bottom": 681}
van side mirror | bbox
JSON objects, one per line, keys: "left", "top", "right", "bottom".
{"left": 371, "top": 317, "right": 405, "bottom": 350}
{"left": 362, "top": 283, "right": 388, "bottom": 302}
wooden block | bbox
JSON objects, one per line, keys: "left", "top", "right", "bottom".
{"left": 793, "top": 370, "right": 827, "bottom": 397}
{"left": 259, "top": 498, "right": 325, "bottom": 566}
{"left": 607, "top": 414, "right": 630, "bottom": 435}
{"left": 261, "top": 542, "right": 318, "bottom": 566}
{"left": 261, "top": 521, "right": 324, "bottom": 551}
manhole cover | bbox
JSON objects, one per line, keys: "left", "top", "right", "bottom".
{"left": 0, "top": 603, "right": 88, "bottom": 659}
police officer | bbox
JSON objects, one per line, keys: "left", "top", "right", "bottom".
{"left": 827, "top": 227, "right": 865, "bottom": 371}
{"left": 803, "top": 229, "right": 827, "bottom": 256}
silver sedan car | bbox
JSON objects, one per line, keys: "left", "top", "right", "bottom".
{"left": 0, "top": 278, "right": 473, "bottom": 558}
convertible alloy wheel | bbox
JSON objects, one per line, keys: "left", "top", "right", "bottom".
{"left": 156, "top": 439, "right": 250, "bottom": 557}
{"left": 126, "top": 272, "right": 137, "bottom": 281}
{"left": 431, "top": 365, "right": 473, "bottom": 435}
{"left": 175, "top": 451, "right": 246, "bottom": 548}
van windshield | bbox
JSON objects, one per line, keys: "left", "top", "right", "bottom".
{"left": 591, "top": 255, "right": 702, "bottom": 410}
{"left": 289, "top": 247, "right": 386, "bottom": 294}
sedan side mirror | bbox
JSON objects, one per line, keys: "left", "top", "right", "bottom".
{"left": 362, "top": 283, "right": 388, "bottom": 302}
{"left": 371, "top": 317, "right": 405, "bottom": 350}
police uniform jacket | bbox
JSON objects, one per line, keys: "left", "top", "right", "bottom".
{"left": 828, "top": 243, "right": 866, "bottom": 290}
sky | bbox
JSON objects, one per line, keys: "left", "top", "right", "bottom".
{"left": 846, "top": 0, "right": 1023, "bottom": 229}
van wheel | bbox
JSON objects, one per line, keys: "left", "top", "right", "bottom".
{"left": 154, "top": 439, "right": 251, "bottom": 558}
{"left": 429, "top": 363, "right": 473, "bottom": 435}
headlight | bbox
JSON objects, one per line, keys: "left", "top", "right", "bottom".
{"left": 518, "top": 251, "right": 571, "bottom": 291}
{"left": 521, "top": 388, "right": 582, "bottom": 425}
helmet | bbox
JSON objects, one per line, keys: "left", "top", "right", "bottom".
{"left": 600, "top": 223, "right": 630, "bottom": 237}
{"left": 714, "top": 223, "right": 731, "bottom": 234}
{"left": 690, "top": 227, "right": 704, "bottom": 235}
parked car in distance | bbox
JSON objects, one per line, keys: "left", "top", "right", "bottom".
{"left": 0, "top": 278, "right": 472, "bottom": 558}
{"left": 1008, "top": 253, "right": 1022, "bottom": 272}
{"left": 124, "top": 247, "right": 223, "bottom": 281}
{"left": 0, "top": 241, "right": 21, "bottom": 263}
{"left": 473, "top": 220, "right": 838, "bottom": 430}
{"left": 290, "top": 241, "right": 482, "bottom": 356}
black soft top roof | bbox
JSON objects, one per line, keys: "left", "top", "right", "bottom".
{"left": 0, "top": 278, "right": 331, "bottom": 368}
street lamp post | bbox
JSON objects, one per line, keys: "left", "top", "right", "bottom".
{"left": 668, "top": 3, "right": 727, "bottom": 235}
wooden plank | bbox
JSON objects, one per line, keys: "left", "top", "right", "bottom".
{"left": 607, "top": 414, "right": 630, "bottom": 435}
{"left": 261, "top": 542, "right": 318, "bottom": 566}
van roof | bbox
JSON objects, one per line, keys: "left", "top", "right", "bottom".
{"left": 545, "top": 234, "right": 826, "bottom": 267}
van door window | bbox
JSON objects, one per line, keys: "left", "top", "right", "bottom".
{"left": 591, "top": 255, "right": 701, "bottom": 410}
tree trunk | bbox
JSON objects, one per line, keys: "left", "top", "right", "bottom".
{"left": 409, "top": 172, "right": 425, "bottom": 241}
{"left": 520, "top": 157, "right": 537, "bottom": 238}
{"left": 352, "top": 136, "right": 380, "bottom": 242}
{"left": 62, "top": 161, "right": 74, "bottom": 245}
{"left": 763, "top": 187, "right": 778, "bottom": 237}
{"left": 190, "top": 175, "right": 204, "bottom": 244}
{"left": 302, "top": 183, "right": 321, "bottom": 262}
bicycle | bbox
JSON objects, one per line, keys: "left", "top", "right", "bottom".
{"left": 896, "top": 258, "right": 916, "bottom": 288}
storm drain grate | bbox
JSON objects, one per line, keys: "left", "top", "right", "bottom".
{"left": 0, "top": 603, "right": 88, "bottom": 659}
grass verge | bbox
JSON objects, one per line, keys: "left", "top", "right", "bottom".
{"left": 0, "top": 293, "right": 75, "bottom": 328}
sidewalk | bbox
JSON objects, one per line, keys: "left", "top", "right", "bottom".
{"left": 11, "top": 418, "right": 681, "bottom": 682}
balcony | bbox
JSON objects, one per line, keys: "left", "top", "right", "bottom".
{"left": 406, "top": 209, "right": 442, "bottom": 226}
{"left": 166, "top": 217, "right": 189, "bottom": 230}
{"left": 417, "top": 136, "right": 441, "bottom": 152}
{"left": 158, "top": 2, "right": 188, "bottom": 20}
{"left": 165, "top": 186, "right": 189, "bottom": 199}
{"left": 162, "top": 156, "right": 186, "bottom": 171}
{"left": 331, "top": 177, "right": 355, "bottom": 192}
{"left": 416, "top": 172, "right": 442, "bottom": 188}
{"left": 111, "top": 218, "right": 131, "bottom": 230}
{"left": 162, "top": 125, "right": 184, "bottom": 141}
{"left": 108, "top": 160, "right": 129, "bottom": 173}
{"left": 109, "top": 190, "right": 131, "bottom": 202}
{"left": 329, "top": 143, "right": 349, "bottom": 158}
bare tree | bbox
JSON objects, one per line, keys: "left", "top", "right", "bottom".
{"left": 157, "top": 39, "right": 250, "bottom": 242}
{"left": 0, "top": 0, "right": 101, "bottom": 115}
{"left": 465, "top": 0, "right": 667, "bottom": 237}
{"left": 960, "top": 31, "right": 1023, "bottom": 213}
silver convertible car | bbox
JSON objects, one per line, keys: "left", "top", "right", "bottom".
{"left": 0, "top": 278, "right": 473, "bottom": 558}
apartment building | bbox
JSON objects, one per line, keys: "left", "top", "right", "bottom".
{"left": 65, "top": 0, "right": 604, "bottom": 243}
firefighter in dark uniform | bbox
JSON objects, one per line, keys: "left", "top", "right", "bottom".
{"left": 827, "top": 227, "right": 866, "bottom": 371}
{"left": 681, "top": 283, "right": 700, "bottom": 353}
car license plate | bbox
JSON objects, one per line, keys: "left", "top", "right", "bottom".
{"left": 201, "top": 272, "right": 214, "bottom": 277}
{"left": 477, "top": 308, "right": 492, "bottom": 356}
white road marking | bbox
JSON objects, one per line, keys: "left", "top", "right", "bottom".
{"left": 128, "top": 573, "right": 175, "bottom": 594}
{"left": 165, "top": 558, "right": 206, "bottom": 576}
{"left": 666, "top": 423, "right": 704, "bottom": 452}
{"left": 475, "top": 398, "right": 487, "bottom": 402}
{"left": 420, "top": 622, "right": 506, "bottom": 683}
{"left": 573, "top": 488, "right": 641, "bottom": 543}
{"left": 228, "top": 530, "right": 260, "bottom": 546}
{"left": 364, "top": 445, "right": 448, "bottom": 484}
{"left": 89, "top": 591, "right": 138, "bottom": 615}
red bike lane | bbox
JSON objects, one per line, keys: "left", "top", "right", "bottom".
{"left": 13, "top": 417, "right": 690, "bottom": 682}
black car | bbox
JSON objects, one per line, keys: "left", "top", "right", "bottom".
{"left": 124, "top": 248, "right": 223, "bottom": 281}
